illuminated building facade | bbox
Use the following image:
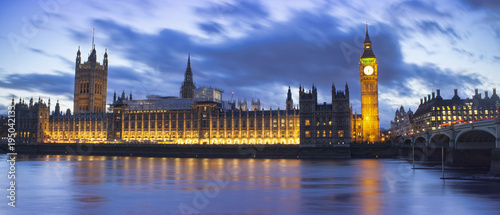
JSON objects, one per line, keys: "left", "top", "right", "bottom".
{"left": 357, "top": 25, "right": 380, "bottom": 142}
{"left": 74, "top": 30, "right": 108, "bottom": 114}
{"left": 109, "top": 93, "right": 301, "bottom": 145}
{"left": 12, "top": 27, "right": 393, "bottom": 146}
{"left": 351, "top": 112, "right": 363, "bottom": 142}
{"left": 412, "top": 88, "right": 499, "bottom": 132}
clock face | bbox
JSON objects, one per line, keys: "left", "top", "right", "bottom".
{"left": 364, "top": 66, "right": 374, "bottom": 75}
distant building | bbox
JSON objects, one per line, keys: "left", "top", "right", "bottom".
{"left": 389, "top": 106, "right": 413, "bottom": 138}
{"left": 238, "top": 99, "right": 248, "bottom": 111}
{"left": 250, "top": 98, "right": 261, "bottom": 111}
{"left": 412, "top": 89, "right": 499, "bottom": 132}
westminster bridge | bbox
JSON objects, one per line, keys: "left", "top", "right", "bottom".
{"left": 399, "top": 118, "right": 500, "bottom": 174}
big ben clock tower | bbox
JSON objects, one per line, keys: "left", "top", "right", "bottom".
{"left": 359, "top": 25, "right": 380, "bottom": 142}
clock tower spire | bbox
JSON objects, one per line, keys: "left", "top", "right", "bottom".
{"left": 359, "top": 24, "right": 380, "bottom": 142}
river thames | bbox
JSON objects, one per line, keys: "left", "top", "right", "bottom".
{"left": 1, "top": 154, "right": 499, "bottom": 214}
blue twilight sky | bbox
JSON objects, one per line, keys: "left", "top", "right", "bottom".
{"left": 1, "top": 0, "right": 499, "bottom": 129}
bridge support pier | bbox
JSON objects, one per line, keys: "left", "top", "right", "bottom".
{"left": 489, "top": 118, "right": 500, "bottom": 175}
{"left": 490, "top": 149, "right": 500, "bottom": 175}
{"left": 445, "top": 148, "right": 455, "bottom": 166}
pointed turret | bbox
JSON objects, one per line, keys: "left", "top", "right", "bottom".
{"left": 436, "top": 89, "right": 443, "bottom": 99}
{"left": 361, "top": 24, "right": 375, "bottom": 58}
{"left": 180, "top": 53, "right": 196, "bottom": 98}
{"left": 113, "top": 91, "right": 117, "bottom": 102}
{"left": 76, "top": 46, "right": 81, "bottom": 66}
{"left": 130, "top": 91, "right": 133, "bottom": 100}
{"left": 286, "top": 86, "right": 293, "bottom": 110}
{"left": 452, "top": 89, "right": 460, "bottom": 100}
{"left": 345, "top": 82, "right": 349, "bottom": 98}
{"left": 55, "top": 100, "right": 61, "bottom": 116}
{"left": 364, "top": 23, "right": 371, "bottom": 44}
{"left": 103, "top": 48, "right": 108, "bottom": 68}
{"left": 491, "top": 88, "right": 499, "bottom": 100}
{"left": 287, "top": 86, "right": 292, "bottom": 101}
{"left": 88, "top": 28, "right": 97, "bottom": 62}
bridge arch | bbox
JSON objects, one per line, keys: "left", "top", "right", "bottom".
{"left": 414, "top": 136, "right": 426, "bottom": 147}
{"left": 453, "top": 129, "right": 496, "bottom": 167}
{"left": 430, "top": 133, "right": 451, "bottom": 147}
{"left": 455, "top": 128, "right": 496, "bottom": 145}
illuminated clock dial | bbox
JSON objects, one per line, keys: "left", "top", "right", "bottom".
{"left": 364, "top": 66, "right": 373, "bottom": 75}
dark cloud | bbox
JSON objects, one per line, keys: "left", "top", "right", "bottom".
{"left": 108, "top": 66, "right": 143, "bottom": 83}
{"left": 417, "top": 21, "right": 461, "bottom": 40}
{"left": 462, "top": 0, "right": 500, "bottom": 10}
{"left": 195, "top": 1, "right": 269, "bottom": 19}
{"left": 63, "top": 8, "right": 485, "bottom": 129}
{"left": 68, "top": 28, "right": 89, "bottom": 42}
{"left": 414, "top": 42, "right": 436, "bottom": 55}
{"left": 194, "top": 1, "right": 270, "bottom": 33}
{"left": 0, "top": 71, "right": 74, "bottom": 99}
{"left": 453, "top": 48, "right": 474, "bottom": 57}
{"left": 28, "top": 47, "right": 73, "bottom": 67}
{"left": 198, "top": 22, "right": 224, "bottom": 34}
{"left": 391, "top": 1, "right": 451, "bottom": 21}
{"left": 92, "top": 19, "right": 193, "bottom": 70}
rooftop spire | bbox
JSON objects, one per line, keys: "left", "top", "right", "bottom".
{"left": 361, "top": 24, "right": 375, "bottom": 58}
{"left": 364, "top": 23, "right": 371, "bottom": 44}
{"left": 287, "top": 86, "right": 292, "bottom": 101}
{"left": 181, "top": 53, "right": 195, "bottom": 98}
{"left": 92, "top": 28, "right": 95, "bottom": 50}
{"left": 185, "top": 53, "right": 192, "bottom": 80}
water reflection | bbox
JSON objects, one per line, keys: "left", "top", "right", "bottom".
{"left": 1, "top": 155, "right": 500, "bottom": 214}
{"left": 357, "top": 159, "right": 381, "bottom": 215}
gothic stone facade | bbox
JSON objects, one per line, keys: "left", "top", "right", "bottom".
{"left": 299, "top": 84, "right": 352, "bottom": 145}
{"left": 74, "top": 44, "right": 108, "bottom": 114}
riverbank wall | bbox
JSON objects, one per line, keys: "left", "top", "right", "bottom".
{"left": 0, "top": 143, "right": 370, "bottom": 159}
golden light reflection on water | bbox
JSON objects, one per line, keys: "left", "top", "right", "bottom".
{"left": 161, "top": 157, "right": 168, "bottom": 183}
{"left": 358, "top": 159, "right": 382, "bottom": 215}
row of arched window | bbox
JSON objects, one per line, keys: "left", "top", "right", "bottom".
{"left": 78, "top": 104, "right": 103, "bottom": 113}
{"left": 79, "top": 81, "right": 104, "bottom": 95}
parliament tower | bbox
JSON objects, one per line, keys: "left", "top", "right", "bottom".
{"left": 74, "top": 29, "right": 108, "bottom": 114}
{"left": 359, "top": 25, "right": 380, "bottom": 142}
{"left": 180, "top": 54, "right": 196, "bottom": 98}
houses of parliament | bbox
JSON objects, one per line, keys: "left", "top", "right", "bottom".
{"left": 13, "top": 27, "right": 381, "bottom": 145}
